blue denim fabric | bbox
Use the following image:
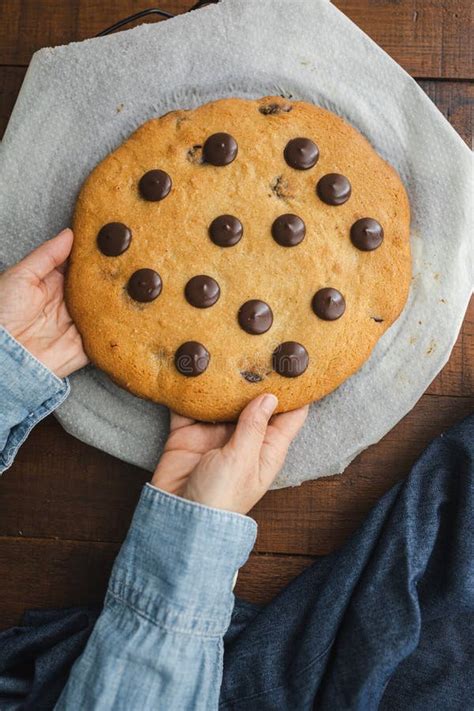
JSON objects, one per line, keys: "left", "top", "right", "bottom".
{"left": 0, "top": 326, "right": 69, "bottom": 474}
{"left": 55, "top": 486, "right": 257, "bottom": 710}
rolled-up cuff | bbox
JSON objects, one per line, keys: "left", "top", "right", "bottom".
{"left": 0, "top": 326, "right": 69, "bottom": 473}
{"left": 108, "top": 484, "right": 257, "bottom": 636}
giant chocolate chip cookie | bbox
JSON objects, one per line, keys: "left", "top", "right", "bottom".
{"left": 66, "top": 97, "right": 411, "bottom": 421}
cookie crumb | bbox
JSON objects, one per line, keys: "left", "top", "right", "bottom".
{"left": 116, "top": 103, "right": 124, "bottom": 113}
{"left": 176, "top": 115, "right": 189, "bottom": 129}
{"left": 187, "top": 144, "right": 203, "bottom": 164}
{"left": 270, "top": 175, "right": 294, "bottom": 200}
{"left": 259, "top": 103, "right": 292, "bottom": 115}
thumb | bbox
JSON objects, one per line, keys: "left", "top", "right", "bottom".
{"left": 225, "top": 393, "right": 278, "bottom": 462}
{"left": 17, "top": 229, "right": 74, "bottom": 280}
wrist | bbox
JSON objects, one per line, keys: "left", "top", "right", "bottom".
{"left": 109, "top": 484, "right": 257, "bottom": 635}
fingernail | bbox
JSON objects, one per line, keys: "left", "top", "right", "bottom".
{"left": 260, "top": 394, "right": 278, "bottom": 416}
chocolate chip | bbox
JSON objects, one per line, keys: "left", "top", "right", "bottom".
{"left": 127, "top": 269, "right": 162, "bottom": 302}
{"left": 139, "top": 170, "right": 172, "bottom": 201}
{"left": 316, "top": 173, "right": 351, "bottom": 205}
{"left": 350, "top": 218, "right": 384, "bottom": 251}
{"left": 97, "top": 222, "right": 131, "bottom": 256}
{"left": 202, "top": 133, "right": 238, "bottom": 166}
{"left": 271, "top": 214, "right": 306, "bottom": 247}
{"left": 371, "top": 316, "right": 384, "bottom": 323}
{"left": 284, "top": 137, "right": 319, "bottom": 170}
{"left": 312, "top": 288, "right": 346, "bottom": 321}
{"left": 175, "top": 341, "right": 210, "bottom": 376}
{"left": 259, "top": 103, "right": 293, "bottom": 115}
{"left": 209, "top": 215, "right": 243, "bottom": 247}
{"left": 185, "top": 275, "right": 220, "bottom": 308}
{"left": 272, "top": 342, "right": 309, "bottom": 378}
{"left": 238, "top": 300, "right": 273, "bottom": 335}
{"left": 241, "top": 371, "right": 264, "bottom": 383}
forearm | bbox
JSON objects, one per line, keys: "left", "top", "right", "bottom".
{"left": 56, "top": 485, "right": 257, "bottom": 711}
{"left": 0, "top": 326, "right": 69, "bottom": 473}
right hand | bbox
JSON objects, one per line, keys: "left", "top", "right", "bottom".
{"left": 152, "top": 394, "right": 308, "bottom": 515}
{"left": 0, "top": 229, "right": 88, "bottom": 379}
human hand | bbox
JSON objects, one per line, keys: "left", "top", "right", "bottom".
{"left": 152, "top": 394, "right": 308, "bottom": 514}
{"left": 0, "top": 229, "right": 88, "bottom": 379}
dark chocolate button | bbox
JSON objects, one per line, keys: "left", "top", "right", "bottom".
{"left": 209, "top": 215, "right": 243, "bottom": 247}
{"left": 284, "top": 138, "right": 319, "bottom": 170}
{"left": 312, "top": 288, "right": 346, "bottom": 321}
{"left": 127, "top": 269, "right": 162, "bottom": 302}
{"left": 185, "top": 275, "right": 220, "bottom": 308}
{"left": 202, "top": 133, "right": 238, "bottom": 166}
{"left": 97, "top": 222, "right": 131, "bottom": 256}
{"left": 139, "top": 170, "right": 172, "bottom": 201}
{"left": 175, "top": 341, "right": 210, "bottom": 377}
{"left": 238, "top": 300, "right": 273, "bottom": 335}
{"left": 271, "top": 214, "right": 306, "bottom": 247}
{"left": 350, "top": 218, "right": 384, "bottom": 251}
{"left": 241, "top": 371, "right": 263, "bottom": 383}
{"left": 272, "top": 342, "right": 309, "bottom": 378}
{"left": 316, "top": 173, "right": 351, "bottom": 205}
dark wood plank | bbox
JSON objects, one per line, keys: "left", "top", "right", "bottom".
{"left": 0, "top": 1, "right": 472, "bottom": 79}
{"left": 0, "top": 418, "right": 147, "bottom": 542}
{"left": 0, "top": 535, "right": 312, "bottom": 629}
{"left": 236, "top": 553, "right": 315, "bottom": 605}
{"left": 0, "top": 537, "right": 116, "bottom": 630}
{"left": 0, "top": 0, "right": 190, "bottom": 66}
{"left": 1, "top": 394, "right": 472, "bottom": 555}
{"left": 418, "top": 79, "right": 473, "bottom": 147}
{"left": 427, "top": 297, "right": 473, "bottom": 396}
{"left": 0, "top": 66, "right": 26, "bottom": 139}
{"left": 334, "top": 0, "right": 473, "bottom": 79}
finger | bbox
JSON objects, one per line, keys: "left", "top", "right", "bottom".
{"left": 169, "top": 410, "right": 196, "bottom": 432}
{"left": 17, "top": 229, "right": 73, "bottom": 281}
{"left": 269, "top": 404, "right": 309, "bottom": 441}
{"left": 225, "top": 393, "right": 278, "bottom": 461}
{"left": 258, "top": 405, "right": 309, "bottom": 486}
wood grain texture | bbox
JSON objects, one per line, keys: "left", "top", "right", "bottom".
{"left": 1, "top": 393, "right": 472, "bottom": 556}
{"left": 0, "top": 537, "right": 313, "bottom": 629}
{"left": 0, "top": 1, "right": 472, "bottom": 78}
{"left": 0, "top": 537, "right": 116, "bottom": 630}
{"left": 334, "top": 0, "right": 473, "bottom": 79}
{"left": 235, "top": 553, "right": 315, "bottom": 604}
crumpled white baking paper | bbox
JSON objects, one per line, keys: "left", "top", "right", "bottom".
{"left": 0, "top": 0, "right": 472, "bottom": 487}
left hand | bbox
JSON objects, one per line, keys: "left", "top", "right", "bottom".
{"left": 0, "top": 229, "right": 89, "bottom": 378}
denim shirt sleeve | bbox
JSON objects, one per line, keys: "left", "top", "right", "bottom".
{"left": 0, "top": 326, "right": 70, "bottom": 474}
{"left": 55, "top": 485, "right": 257, "bottom": 711}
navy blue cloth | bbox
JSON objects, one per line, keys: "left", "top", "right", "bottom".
{"left": 1, "top": 414, "right": 473, "bottom": 710}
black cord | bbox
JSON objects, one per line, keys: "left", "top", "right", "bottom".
{"left": 96, "top": 8, "right": 174, "bottom": 37}
{"left": 96, "top": 2, "right": 220, "bottom": 37}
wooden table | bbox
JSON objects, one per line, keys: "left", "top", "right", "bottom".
{"left": 0, "top": 0, "right": 472, "bottom": 630}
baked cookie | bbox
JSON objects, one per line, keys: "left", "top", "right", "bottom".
{"left": 66, "top": 96, "right": 411, "bottom": 421}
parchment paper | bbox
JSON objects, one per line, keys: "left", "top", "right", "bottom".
{"left": 0, "top": 0, "right": 472, "bottom": 487}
